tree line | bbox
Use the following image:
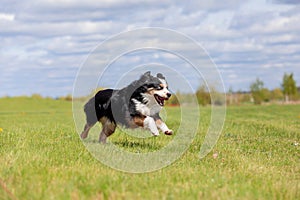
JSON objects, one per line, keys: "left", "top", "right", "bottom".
{"left": 166, "top": 73, "right": 299, "bottom": 106}
{"left": 7, "top": 73, "right": 297, "bottom": 106}
{"left": 248, "top": 73, "right": 298, "bottom": 104}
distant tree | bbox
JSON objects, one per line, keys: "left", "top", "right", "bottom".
{"left": 250, "top": 78, "right": 264, "bottom": 104}
{"left": 282, "top": 73, "right": 297, "bottom": 102}
{"left": 196, "top": 85, "right": 211, "bottom": 106}
{"left": 58, "top": 94, "right": 72, "bottom": 101}
{"left": 210, "top": 87, "right": 225, "bottom": 105}
{"left": 261, "top": 88, "right": 271, "bottom": 102}
{"left": 31, "top": 93, "right": 43, "bottom": 99}
{"left": 65, "top": 94, "right": 72, "bottom": 101}
{"left": 270, "top": 88, "right": 284, "bottom": 101}
{"left": 196, "top": 85, "right": 224, "bottom": 106}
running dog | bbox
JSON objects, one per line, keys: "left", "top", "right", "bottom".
{"left": 80, "top": 71, "right": 173, "bottom": 143}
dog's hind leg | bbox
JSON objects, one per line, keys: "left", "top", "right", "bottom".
{"left": 99, "top": 117, "right": 116, "bottom": 143}
{"left": 80, "top": 123, "right": 95, "bottom": 139}
{"left": 81, "top": 97, "right": 98, "bottom": 139}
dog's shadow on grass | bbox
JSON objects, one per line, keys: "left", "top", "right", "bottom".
{"left": 113, "top": 140, "right": 163, "bottom": 151}
{"left": 83, "top": 139, "right": 164, "bottom": 152}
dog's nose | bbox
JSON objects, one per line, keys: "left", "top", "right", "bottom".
{"left": 167, "top": 93, "right": 171, "bottom": 98}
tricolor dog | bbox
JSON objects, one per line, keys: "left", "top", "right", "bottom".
{"left": 81, "top": 71, "right": 173, "bottom": 143}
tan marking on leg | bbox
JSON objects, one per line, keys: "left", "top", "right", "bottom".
{"left": 99, "top": 117, "right": 108, "bottom": 125}
{"left": 133, "top": 115, "right": 146, "bottom": 127}
{"left": 155, "top": 118, "right": 163, "bottom": 126}
{"left": 128, "top": 115, "right": 146, "bottom": 128}
{"left": 99, "top": 117, "right": 116, "bottom": 143}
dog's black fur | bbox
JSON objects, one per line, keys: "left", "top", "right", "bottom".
{"left": 81, "top": 71, "right": 172, "bottom": 143}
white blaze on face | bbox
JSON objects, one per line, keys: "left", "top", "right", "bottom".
{"left": 156, "top": 78, "right": 170, "bottom": 99}
{"left": 158, "top": 78, "right": 167, "bottom": 86}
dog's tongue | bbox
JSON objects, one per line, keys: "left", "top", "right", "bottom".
{"left": 158, "top": 97, "right": 163, "bottom": 106}
{"left": 155, "top": 94, "right": 169, "bottom": 106}
{"left": 155, "top": 95, "right": 164, "bottom": 106}
{"left": 160, "top": 98, "right": 164, "bottom": 106}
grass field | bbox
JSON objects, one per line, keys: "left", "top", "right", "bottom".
{"left": 0, "top": 97, "right": 299, "bottom": 199}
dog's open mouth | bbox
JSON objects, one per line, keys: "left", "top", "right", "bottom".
{"left": 154, "top": 94, "right": 168, "bottom": 106}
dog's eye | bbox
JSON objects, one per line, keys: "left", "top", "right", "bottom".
{"left": 156, "top": 86, "right": 163, "bottom": 90}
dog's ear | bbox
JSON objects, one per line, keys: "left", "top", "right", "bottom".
{"left": 157, "top": 73, "right": 165, "bottom": 80}
{"left": 143, "top": 71, "right": 151, "bottom": 77}
{"left": 139, "top": 71, "right": 151, "bottom": 82}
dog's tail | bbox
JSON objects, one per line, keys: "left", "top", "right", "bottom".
{"left": 84, "top": 97, "right": 98, "bottom": 125}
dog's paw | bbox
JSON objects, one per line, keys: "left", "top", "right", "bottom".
{"left": 164, "top": 130, "right": 173, "bottom": 135}
{"left": 80, "top": 133, "right": 88, "bottom": 139}
{"left": 152, "top": 133, "right": 160, "bottom": 137}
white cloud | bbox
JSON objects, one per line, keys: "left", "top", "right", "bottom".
{"left": 0, "top": 13, "right": 15, "bottom": 21}
{"left": 0, "top": 0, "right": 300, "bottom": 96}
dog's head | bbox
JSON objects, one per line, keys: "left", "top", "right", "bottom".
{"left": 138, "top": 71, "right": 171, "bottom": 106}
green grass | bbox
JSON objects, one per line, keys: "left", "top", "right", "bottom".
{"left": 0, "top": 97, "right": 299, "bottom": 199}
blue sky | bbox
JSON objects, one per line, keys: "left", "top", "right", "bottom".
{"left": 0, "top": 0, "right": 300, "bottom": 97}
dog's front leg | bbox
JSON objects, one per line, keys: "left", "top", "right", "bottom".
{"left": 155, "top": 118, "right": 173, "bottom": 135}
{"left": 143, "top": 116, "right": 159, "bottom": 136}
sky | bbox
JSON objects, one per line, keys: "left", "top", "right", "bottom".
{"left": 0, "top": 0, "right": 300, "bottom": 97}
